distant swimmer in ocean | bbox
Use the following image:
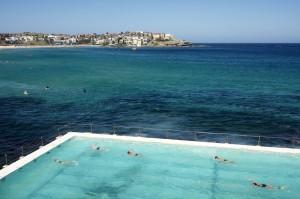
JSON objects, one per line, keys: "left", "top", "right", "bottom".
{"left": 127, "top": 150, "right": 141, "bottom": 157}
{"left": 45, "top": 86, "right": 49, "bottom": 90}
{"left": 91, "top": 144, "right": 108, "bottom": 152}
{"left": 23, "top": 90, "right": 28, "bottom": 95}
{"left": 214, "top": 156, "right": 235, "bottom": 164}
{"left": 83, "top": 88, "right": 87, "bottom": 93}
{"left": 53, "top": 158, "right": 78, "bottom": 166}
{"left": 251, "top": 180, "right": 286, "bottom": 190}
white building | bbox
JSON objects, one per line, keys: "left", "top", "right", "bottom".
{"left": 5, "top": 37, "right": 17, "bottom": 43}
{"left": 164, "top": 34, "right": 174, "bottom": 41}
{"left": 20, "top": 36, "right": 34, "bottom": 42}
{"left": 152, "top": 33, "right": 160, "bottom": 41}
{"left": 142, "top": 38, "right": 148, "bottom": 45}
{"left": 132, "top": 36, "right": 142, "bottom": 47}
{"left": 67, "top": 37, "right": 77, "bottom": 45}
{"left": 95, "top": 39, "right": 106, "bottom": 45}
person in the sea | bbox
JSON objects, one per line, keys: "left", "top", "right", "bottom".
{"left": 214, "top": 156, "right": 234, "bottom": 163}
{"left": 127, "top": 150, "right": 140, "bottom": 157}
{"left": 53, "top": 158, "right": 78, "bottom": 166}
{"left": 45, "top": 86, "right": 49, "bottom": 90}
{"left": 251, "top": 180, "right": 286, "bottom": 190}
{"left": 83, "top": 88, "right": 87, "bottom": 93}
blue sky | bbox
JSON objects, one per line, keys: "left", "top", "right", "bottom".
{"left": 1, "top": 0, "right": 300, "bottom": 43}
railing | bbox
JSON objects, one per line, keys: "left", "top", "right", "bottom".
{"left": 1, "top": 123, "right": 300, "bottom": 169}
{"left": 0, "top": 127, "right": 68, "bottom": 169}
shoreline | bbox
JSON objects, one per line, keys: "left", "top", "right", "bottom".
{"left": 0, "top": 44, "right": 193, "bottom": 50}
{"left": 0, "top": 45, "right": 102, "bottom": 49}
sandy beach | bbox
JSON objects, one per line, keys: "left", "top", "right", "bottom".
{"left": 0, "top": 45, "right": 100, "bottom": 49}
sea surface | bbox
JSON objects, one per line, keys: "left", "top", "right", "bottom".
{"left": 0, "top": 44, "right": 300, "bottom": 162}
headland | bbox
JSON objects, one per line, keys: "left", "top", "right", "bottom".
{"left": 0, "top": 31, "right": 192, "bottom": 48}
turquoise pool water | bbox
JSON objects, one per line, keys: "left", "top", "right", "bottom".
{"left": 0, "top": 137, "right": 299, "bottom": 198}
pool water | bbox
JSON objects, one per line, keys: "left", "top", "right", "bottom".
{"left": 0, "top": 137, "right": 299, "bottom": 198}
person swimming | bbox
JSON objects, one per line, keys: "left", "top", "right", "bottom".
{"left": 83, "top": 88, "right": 87, "bottom": 93}
{"left": 214, "top": 156, "right": 235, "bottom": 163}
{"left": 53, "top": 158, "right": 78, "bottom": 166}
{"left": 91, "top": 144, "right": 107, "bottom": 152}
{"left": 45, "top": 86, "right": 49, "bottom": 90}
{"left": 127, "top": 150, "right": 140, "bottom": 157}
{"left": 251, "top": 180, "right": 286, "bottom": 190}
{"left": 23, "top": 90, "right": 28, "bottom": 95}
{"left": 53, "top": 158, "right": 64, "bottom": 164}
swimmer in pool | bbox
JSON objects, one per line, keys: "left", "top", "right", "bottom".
{"left": 91, "top": 144, "right": 107, "bottom": 152}
{"left": 251, "top": 181, "right": 286, "bottom": 190}
{"left": 53, "top": 158, "right": 78, "bottom": 166}
{"left": 214, "top": 156, "right": 235, "bottom": 164}
{"left": 127, "top": 150, "right": 140, "bottom": 157}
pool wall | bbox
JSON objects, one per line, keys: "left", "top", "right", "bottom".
{"left": 1, "top": 132, "right": 300, "bottom": 180}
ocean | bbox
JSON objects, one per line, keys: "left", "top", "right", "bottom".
{"left": 0, "top": 44, "right": 300, "bottom": 163}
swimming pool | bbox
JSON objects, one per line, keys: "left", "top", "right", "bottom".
{"left": 0, "top": 133, "right": 299, "bottom": 198}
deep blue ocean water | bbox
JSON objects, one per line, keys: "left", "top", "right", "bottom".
{"left": 0, "top": 44, "right": 300, "bottom": 162}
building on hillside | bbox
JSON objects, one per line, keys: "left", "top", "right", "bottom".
{"left": 5, "top": 37, "right": 17, "bottom": 44}
{"left": 164, "top": 34, "right": 174, "bottom": 41}
{"left": 20, "top": 36, "right": 34, "bottom": 42}
{"left": 152, "top": 33, "right": 161, "bottom": 41}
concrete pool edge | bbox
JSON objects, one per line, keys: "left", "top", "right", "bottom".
{"left": 1, "top": 132, "right": 300, "bottom": 180}
{"left": 0, "top": 133, "right": 73, "bottom": 180}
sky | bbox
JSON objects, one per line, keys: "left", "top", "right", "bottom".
{"left": 1, "top": 0, "right": 300, "bottom": 43}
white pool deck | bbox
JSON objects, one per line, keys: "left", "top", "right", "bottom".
{"left": 1, "top": 132, "right": 300, "bottom": 180}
